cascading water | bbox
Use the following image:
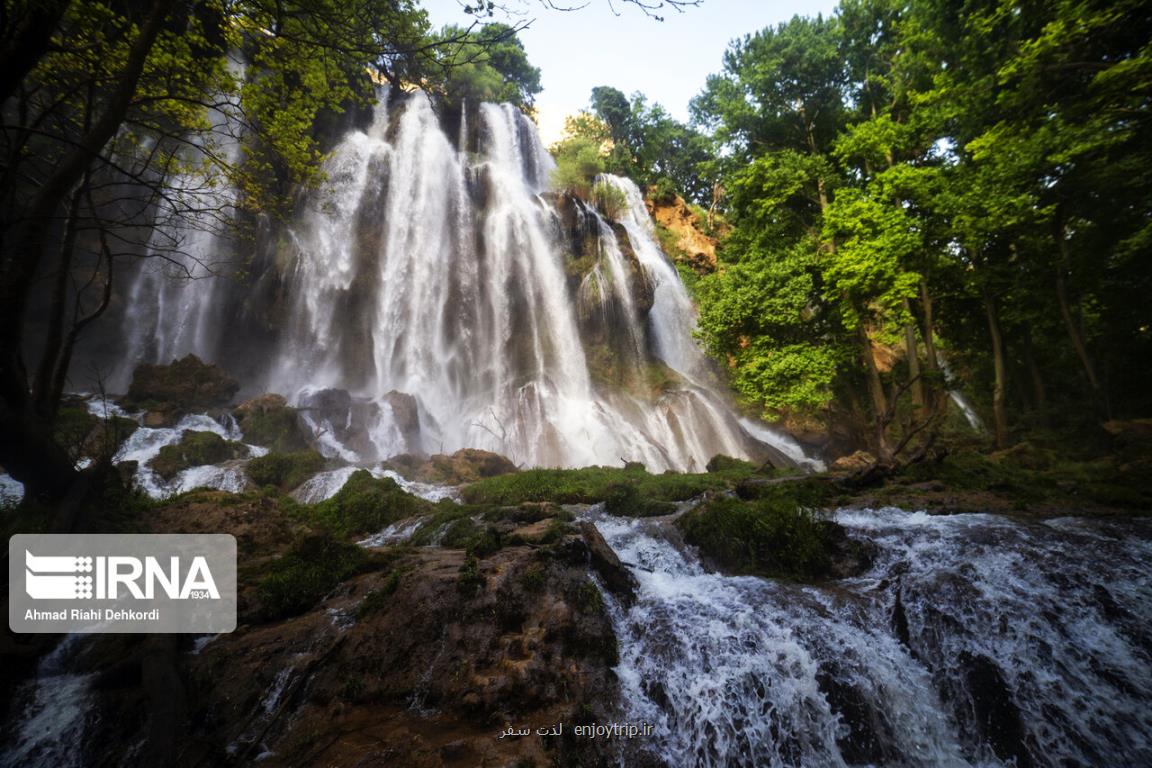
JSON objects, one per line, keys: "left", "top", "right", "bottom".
{"left": 115, "top": 63, "right": 246, "bottom": 390}
{"left": 590, "top": 507, "right": 1152, "bottom": 767}
{"left": 108, "top": 90, "right": 800, "bottom": 472}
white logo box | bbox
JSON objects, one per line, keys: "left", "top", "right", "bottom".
{"left": 9, "top": 534, "right": 236, "bottom": 633}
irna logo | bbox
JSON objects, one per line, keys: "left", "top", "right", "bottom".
{"left": 25, "top": 551, "right": 220, "bottom": 601}
{"left": 9, "top": 534, "right": 237, "bottom": 634}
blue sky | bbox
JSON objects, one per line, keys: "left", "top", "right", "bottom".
{"left": 420, "top": 0, "right": 839, "bottom": 143}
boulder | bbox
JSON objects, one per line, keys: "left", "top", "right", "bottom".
{"left": 297, "top": 388, "right": 385, "bottom": 459}
{"left": 579, "top": 521, "right": 637, "bottom": 606}
{"left": 122, "top": 355, "right": 239, "bottom": 422}
{"left": 234, "top": 393, "right": 312, "bottom": 453}
{"left": 831, "top": 450, "right": 877, "bottom": 473}
{"left": 148, "top": 430, "right": 247, "bottom": 480}
{"left": 383, "top": 448, "right": 518, "bottom": 485}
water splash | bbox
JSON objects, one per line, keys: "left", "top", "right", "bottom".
{"left": 591, "top": 507, "right": 1152, "bottom": 767}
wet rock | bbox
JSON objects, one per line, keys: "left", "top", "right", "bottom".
{"left": 297, "top": 388, "right": 387, "bottom": 459}
{"left": 122, "top": 354, "right": 239, "bottom": 423}
{"left": 821, "top": 521, "right": 877, "bottom": 579}
{"left": 382, "top": 448, "right": 518, "bottom": 485}
{"left": 382, "top": 391, "right": 421, "bottom": 452}
{"left": 234, "top": 393, "right": 312, "bottom": 453}
{"left": 957, "top": 651, "right": 1033, "bottom": 767}
{"left": 580, "top": 521, "right": 638, "bottom": 606}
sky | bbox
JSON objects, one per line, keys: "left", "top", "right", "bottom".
{"left": 420, "top": 0, "right": 839, "bottom": 144}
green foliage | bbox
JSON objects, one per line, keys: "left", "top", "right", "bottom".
{"left": 428, "top": 23, "right": 541, "bottom": 110}
{"left": 457, "top": 554, "right": 485, "bottom": 596}
{"left": 590, "top": 179, "right": 628, "bottom": 219}
{"left": 559, "top": 87, "right": 714, "bottom": 204}
{"left": 246, "top": 450, "right": 326, "bottom": 491}
{"left": 550, "top": 134, "right": 606, "bottom": 197}
{"left": 258, "top": 535, "right": 368, "bottom": 620}
{"left": 149, "top": 431, "right": 245, "bottom": 480}
{"left": 705, "top": 455, "right": 756, "bottom": 473}
{"left": 677, "top": 496, "right": 834, "bottom": 580}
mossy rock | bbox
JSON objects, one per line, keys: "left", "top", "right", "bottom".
{"left": 246, "top": 450, "right": 326, "bottom": 491}
{"left": 706, "top": 454, "right": 756, "bottom": 473}
{"left": 602, "top": 482, "right": 677, "bottom": 517}
{"left": 309, "top": 469, "right": 436, "bottom": 536}
{"left": 122, "top": 354, "right": 239, "bottom": 416}
{"left": 677, "top": 496, "right": 840, "bottom": 581}
{"left": 149, "top": 430, "right": 247, "bottom": 480}
{"left": 383, "top": 448, "right": 517, "bottom": 485}
{"left": 234, "top": 394, "right": 311, "bottom": 453}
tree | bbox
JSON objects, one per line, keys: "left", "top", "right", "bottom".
{"left": 426, "top": 22, "right": 541, "bottom": 111}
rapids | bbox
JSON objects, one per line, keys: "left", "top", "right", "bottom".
{"left": 589, "top": 506, "right": 1152, "bottom": 767}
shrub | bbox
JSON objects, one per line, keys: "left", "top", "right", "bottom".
{"left": 651, "top": 177, "right": 678, "bottom": 205}
{"left": 591, "top": 179, "right": 629, "bottom": 219}
{"left": 551, "top": 136, "right": 605, "bottom": 198}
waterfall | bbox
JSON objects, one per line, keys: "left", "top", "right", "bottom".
{"left": 590, "top": 507, "right": 1152, "bottom": 767}
{"left": 114, "top": 63, "right": 247, "bottom": 392}
{"left": 106, "top": 92, "right": 814, "bottom": 472}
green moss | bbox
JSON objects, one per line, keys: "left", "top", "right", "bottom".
{"left": 520, "top": 563, "right": 546, "bottom": 592}
{"left": 706, "top": 454, "right": 757, "bottom": 473}
{"left": 457, "top": 554, "right": 485, "bottom": 596}
{"left": 246, "top": 450, "right": 325, "bottom": 491}
{"left": 308, "top": 469, "right": 436, "bottom": 536}
{"left": 238, "top": 405, "right": 310, "bottom": 453}
{"left": 258, "top": 535, "right": 368, "bottom": 620}
{"left": 461, "top": 465, "right": 757, "bottom": 509}
{"left": 149, "top": 430, "right": 245, "bottom": 479}
{"left": 570, "top": 579, "right": 603, "bottom": 613}
{"left": 602, "top": 482, "right": 677, "bottom": 517}
{"left": 677, "top": 496, "right": 834, "bottom": 580}
{"left": 537, "top": 518, "right": 573, "bottom": 544}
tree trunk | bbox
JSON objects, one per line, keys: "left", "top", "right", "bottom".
{"left": 983, "top": 288, "right": 1009, "bottom": 449}
{"left": 857, "top": 322, "right": 893, "bottom": 462}
{"left": 0, "top": 0, "right": 172, "bottom": 503}
{"left": 1021, "top": 327, "right": 1047, "bottom": 417}
{"left": 1052, "top": 217, "right": 1105, "bottom": 415}
{"left": 903, "top": 299, "right": 925, "bottom": 418}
